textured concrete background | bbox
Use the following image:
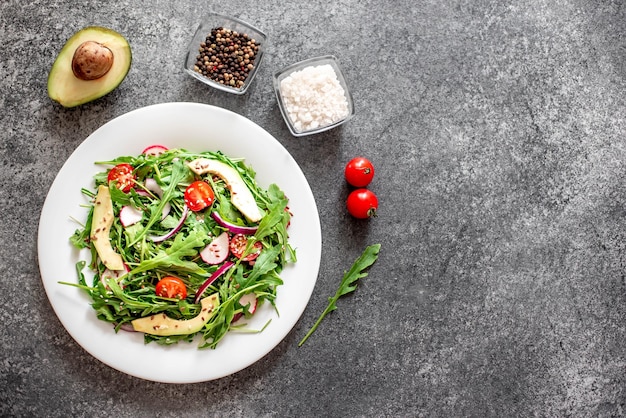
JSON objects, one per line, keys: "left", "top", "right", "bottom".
{"left": 1, "top": 0, "right": 625, "bottom": 416}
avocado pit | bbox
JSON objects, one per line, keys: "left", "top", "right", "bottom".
{"left": 71, "top": 41, "right": 114, "bottom": 80}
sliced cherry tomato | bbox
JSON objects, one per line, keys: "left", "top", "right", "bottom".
{"left": 107, "top": 163, "right": 135, "bottom": 192}
{"left": 346, "top": 188, "right": 378, "bottom": 219}
{"left": 229, "top": 233, "right": 263, "bottom": 261}
{"left": 345, "top": 157, "right": 375, "bottom": 187}
{"left": 155, "top": 276, "right": 187, "bottom": 299}
{"left": 184, "top": 181, "right": 215, "bottom": 211}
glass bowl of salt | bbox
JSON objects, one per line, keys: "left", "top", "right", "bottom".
{"left": 273, "top": 55, "right": 355, "bottom": 137}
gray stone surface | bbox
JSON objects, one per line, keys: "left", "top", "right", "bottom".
{"left": 1, "top": 0, "right": 625, "bottom": 416}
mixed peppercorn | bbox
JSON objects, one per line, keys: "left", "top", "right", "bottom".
{"left": 193, "top": 27, "right": 260, "bottom": 89}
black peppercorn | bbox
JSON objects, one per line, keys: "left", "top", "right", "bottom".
{"left": 193, "top": 27, "right": 260, "bottom": 90}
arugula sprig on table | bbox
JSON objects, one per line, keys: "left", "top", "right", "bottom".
{"left": 298, "top": 244, "right": 381, "bottom": 346}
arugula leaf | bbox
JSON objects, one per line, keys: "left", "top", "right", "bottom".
{"left": 238, "top": 245, "right": 280, "bottom": 287}
{"left": 129, "top": 228, "right": 208, "bottom": 276}
{"left": 106, "top": 278, "right": 172, "bottom": 316}
{"left": 255, "top": 184, "right": 288, "bottom": 239}
{"left": 298, "top": 244, "right": 381, "bottom": 347}
{"left": 127, "top": 160, "right": 187, "bottom": 246}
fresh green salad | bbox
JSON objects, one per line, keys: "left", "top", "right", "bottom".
{"left": 67, "top": 145, "right": 295, "bottom": 349}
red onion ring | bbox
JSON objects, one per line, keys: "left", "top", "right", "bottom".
{"left": 194, "top": 261, "right": 235, "bottom": 304}
{"left": 211, "top": 211, "right": 258, "bottom": 235}
{"left": 148, "top": 206, "right": 189, "bottom": 243}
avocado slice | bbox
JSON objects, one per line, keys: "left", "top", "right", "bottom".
{"left": 91, "top": 185, "right": 125, "bottom": 271}
{"left": 48, "top": 26, "right": 131, "bottom": 107}
{"left": 131, "top": 293, "right": 220, "bottom": 336}
{"left": 188, "top": 158, "right": 263, "bottom": 223}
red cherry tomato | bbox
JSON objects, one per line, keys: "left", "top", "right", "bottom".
{"left": 184, "top": 181, "right": 215, "bottom": 211}
{"left": 229, "top": 234, "right": 263, "bottom": 261}
{"left": 346, "top": 188, "right": 378, "bottom": 219}
{"left": 344, "top": 157, "right": 375, "bottom": 187}
{"left": 155, "top": 276, "right": 187, "bottom": 299}
{"left": 107, "top": 163, "right": 135, "bottom": 192}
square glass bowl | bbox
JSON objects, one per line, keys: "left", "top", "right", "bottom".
{"left": 273, "top": 55, "right": 355, "bottom": 137}
{"left": 184, "top": 13, "right": 267, "bottom": 95}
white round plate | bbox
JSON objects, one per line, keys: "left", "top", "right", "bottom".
{"left": 37, "top": 102, "right": 321, "bottom": 383}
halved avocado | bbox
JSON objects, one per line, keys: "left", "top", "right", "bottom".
{"left": 48, "top": 26, "right": 131, "bottom": 107}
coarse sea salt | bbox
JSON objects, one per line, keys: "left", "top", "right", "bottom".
{"left": 279, "top": 64, "right": 349, "bottom": 133}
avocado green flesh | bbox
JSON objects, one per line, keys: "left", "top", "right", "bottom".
{"left": 48, "top": 26, "right": 131, "bottom": 107}
{"left": 91, "top": 185, "right": 125, "bottom": 271}
{"left": 131, "top": 293, "right": 220, "bottom": 336}
{"left": 188, "top": 158, "right": 263, "bottom": 223}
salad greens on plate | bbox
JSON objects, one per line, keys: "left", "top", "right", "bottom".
{"left": 64, "top": 146, "right": 295, "bottom": 349}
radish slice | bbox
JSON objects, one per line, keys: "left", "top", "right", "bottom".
{"left": 211, "top": 211, "right": 258, "bottom": 235}
{"left": 119, "top": 205, "right": 143, "bottom": 227}
{"left": 142, "top": 144, "right": 169, "bottom": 156}
{"left": 144, "top": 178, "right": 162, "bottom": 195}
{"left": 200, "top": 232, "right": 230, "bottom": 265}
{"left": 194, "top": 261, "right": 235, "bottom": 304}
{"left": 160, "top": 205, "right": 172, "bottom": 221}
{"left": 135, "top": 189, "right": 151, "bottom": 197}
{"left": 231, "top": 293, "right": 258, "bottom": 323}
{"left": 118, "top": 323, "right": 136, "bottom": 332}
{"left": 148, "top": 206, "right": 189, "bottom": 243}
{"left": 239, "top": 293, "right": 257, "bottom": 314}
{"left": 145, "top": 178, "right": 171, "bottom": 220}
{"left": 100, "top": 264, "right": 130, "bottom": 288}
